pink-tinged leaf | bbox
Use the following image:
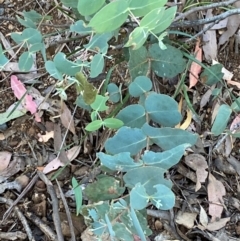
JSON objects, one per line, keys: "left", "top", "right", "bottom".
{"left": 43, "top": 145, "right": 81, "bottom": 174}
{"left": 0, "top": 151, "right": 12, "bottom": 171}
{"left": 11, "top": 75, "right": 27, "bottom": 99}
{"left": 189, "top": 38, "right": 202, "bottom": 88}
{"left": 208, "top": 174, "right": 226, "bottom": 222}
{"left": 24, "top": 95, "right": 37, "bottom": 114}
{"left": 230, "top": 114, "right": 240, "bottom": 131}
{"left": 11, "top": 75, "right": 39, "bottom": 120}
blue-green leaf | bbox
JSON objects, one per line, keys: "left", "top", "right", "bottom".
{"left": 116, "top": 104, "right": 146, "bottom": 128}
{"left": 75, "top": 95, "right": 92, "bottom": 111}
{"left": 142, "top": 123, "right": 198, "bottom": 150}
{"left": 123, "top": 166, "right": 172, "bottom": 194}
{"left": 211, "top": 104, "right": 232, "bottom": 136}
{"left": 60, "top": 0, "right": 78, "bottom": 7}
{"left": 18, "top": 52, "right": 33, "bottom": 71}
{"left": 130, "top": 183, "right": 149, "bottom": 210}
{"left": 145, "top": 93, "right": 182, "bottom": 127}
{"left": 97, "top": 152, "right": 143, "bottom": 171}
{"left": 78, "top": 0, "right": 105, "bottom": 16}
{"left": 72, "top": 177, "right": 82, "bottom": 215}
{"left": 129, "top": 76, "right": 152, "bottom": 97}
{"left": 142, "top": 144, "right": 190, "bottom": 169}
{"left": 90, "top": 53, "right": 104, "bottom": 78}
{"left": 129, "top": 46, "right": 149, "bottom": 80}
{"left": 124, "top": 27, "right": 149, "bottom": 50}
{"left": 129, "top": 0, "right": 167, "bottom": 16}
{"left": 151, "top": 184, "right": 175, "bottom": 210}
{"left": 139, "top": 8, "right": 165, "bottom": 30}
{"left": 149, "top": 44, "right": 186, "bottom": 78}
{"left": 88, "top": 0, "right": 129, "bottom": 33}
{"left": 200, "top": 64, "right": 223, "bottom": 86}
{"left": 152, "top": 6, "right": 177, "bottom": 34}
{"left": 107, "top": 83, "right": 120, "bottom": 103}
{"left": 54, "top": 52, "right": 80, "bottom": 76}
{"left": 45, "top": 61, "right": 63, "bottom": 80}
{"left": 70, "top": 20, "right": 92, "bottom": 34}
{"left": 105, "top": 127, "right": 147, "bottom": 155}
{"left": 22, "top": 28, "right": 42, "bottom": 44}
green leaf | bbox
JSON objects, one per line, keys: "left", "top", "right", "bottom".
{"left": 152, "top": 6, "right": 177, "bottom": 34}
{"left": 72, "top": 177, "right": 82, "bottom": 215}
{"left": 142, "top": 123, "right": 198, "bottom": 150}
{"left": 90, "top": 95, "right": 109, "bottom": 111}
{"left": 45, "top": 61, "right": 63, "bottom": 80}
{"left": 0, "top": 44, "right": 9, "bottom": 68}
{"left": 124, "top": 27, "right": 149, "bottom": 50}
{"left": 129, "top": 0, "right": 167, "bottom": 16}
{"left": 17, "top": 16, "right": 36, "bottom": 28}
{"left": 90, "top": 53, "right": 104, "bottom": 78}
{"left": 23, "top": 10, "right": 43, "bottom": 22}
{"left": 129, "top": 76, "right": 152, "bottom": 97}
{"left": 145, "top": 93, "right": 182, "bottom": 127}
{"left": 78, "top": 0, "right": 105, "bottom": 16}
{"left": 103, "top": 118, "right": 123, "bottom": 129}
{"left": 105, "top": 126, "right": 147, "bottom": 155}
{"left": 139, "top": 8, "right": 165, "bottom": 30}
{"left": 88, "top": 0, "right": 129, "bottom": 33}
{"left": 107, "top": 83, "right": 120, "bottom": 103}
{"left": 130, "top": 207, "right": 147, "bottom": 241}
{"left": 130, "top": 183, "right": 149, "bottom": 210}
{"left": 0, "top": 105, "right": 26, "bottom": 125}
{"left": 116, "top": 104, "right": 146, "bottom": 128}
{"left": 150, "top": 184, "right": 175, "bottom": 210}
{"left": 85, "top": 120, "right": 103, "bottom": 131}
{"left": 70, "top": 20, "right": 92, "bottom": 34}
{"left": 113, "top": 223, "right": 134, "bottom": 241}
{"left": 75, "top": 72, "right": 97, "bottom": 104}
{"left": 123, "top": 166, "right": 172, "bottom": 194}
{"left": 29, "top": 43, "right": 44, "bottom": 53}
{"left": 149, "top": 44, "right": 186, "bottom": 78}
{"left": 84, "top": 33, "right": 113, "bottom": 54}
{"left": 129, "top": 46, "right": 149, "bottom": 80}
{"left": 18, "top": 52, "right": 33, "bottom": 71}
{"left": 231, "top": 97, "right": 240, "bottom": 112}
{"left": 60, "top": 0, "right": 78, "bottom": 7}
{"left": 142, "top": 144, "right": 190, "bottom": 169}
{"left": 84, "top": 176, "right": 125, "bottom": 202}
{"left": 200, "top": 64, "right": 223, "bottom": 86}
{"left": 75, "top": 95, "right": 92, "bottom": 111}
{"left": 211, "top": 104, "right": 232, "bottom": 136}
{"left": 97, "top": 152, "right": 143, "bottom": 171}
{"left": 54, "top": 52, "right": 80, "bottom": 76}
{"left": 11, "top": 32, "right": 25, "bottom": 45}
{"left": 22, "top": 28, "right": 42, "bottom": 44}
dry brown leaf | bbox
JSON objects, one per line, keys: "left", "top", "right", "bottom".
{"left": 230, "top": 114, "right": 240, "bottom": 131}
{"left": 208, "top": 174, "right": 226, "bottom": 222}
{"left": 175, "top": 211, "right": 197, "bottom": 229}
{"left": 43, "top": 145, "right": 81, "bottom": 174}
{"left": 60, "top": 102, "right": 76, "bottom": 135}
{"left": 0, "top": 157, "right": 25, "bottom": 183}
{"left": 218, "top": 2, "right": 240, "bottom": 47}
{"left": 38, "top": 131, "right": 54, "bottom": 142}
{"left": 189, "top": 38, "right": 202, "bottom": 88}
{"left": 202, "top": 9, "right": 217, "bottom": 61}
{"left": 200, "top": 85, "right": 215, "bottom": 109}
{"left": 0, "top": 133, "right": 5, "bottom": 140}
{"left": 0, "top": 151, "right": 12, "bottom": 171}
{"left": 184, "top": 154, "right": 208, "bottom": 191}
{"left": 180, "top": 109, "right": 192, "bottom": 130}
{"left": 227, "top": 155, "right": 240, "bottom": 176}
{"left": 206, "top": 217, "right": 230, "bottom": 231}
{"left": 199, "top": 205, "right": 208, "bottom": 228}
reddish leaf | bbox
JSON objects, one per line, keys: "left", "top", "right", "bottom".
{"left": 189, "top": 38, "right": 202, "bottom": 88}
